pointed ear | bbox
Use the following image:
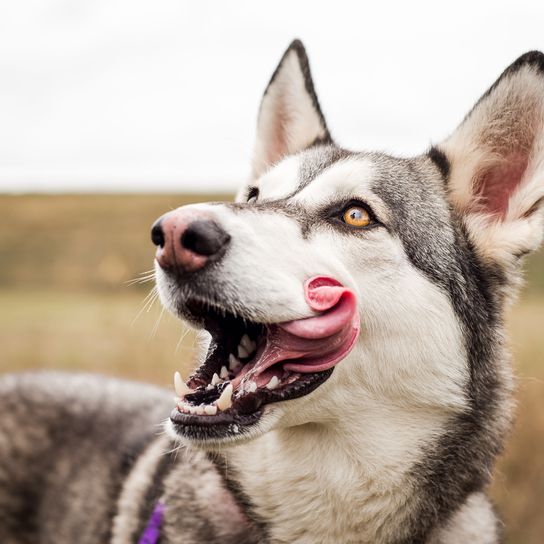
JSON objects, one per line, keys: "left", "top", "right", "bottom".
{"left": 436, "top": 51, "right": 544, "bottom": 265}
{"left": 251, "top": 40, "right": 332, "bottom": 178}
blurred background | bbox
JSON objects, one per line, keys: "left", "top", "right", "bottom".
{"left": 0, "top": 1, "right": 543, "bottom": 542}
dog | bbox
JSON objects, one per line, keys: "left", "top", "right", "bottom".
{"left": 1, "top": 40, "right": 543, "bottom": 544}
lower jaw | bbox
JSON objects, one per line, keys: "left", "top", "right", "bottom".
{"left": 170, "top": 368, "right": 333, "bottom": 442}
{"left": 170, "top": 409, "right": 263, "bottom": 442}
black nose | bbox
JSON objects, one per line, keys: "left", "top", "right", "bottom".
{"left": 151, "top": 221, "right": 165, "bottom": 248}
{"left": 181, "top": 220, "right": 231, "bottom": 256}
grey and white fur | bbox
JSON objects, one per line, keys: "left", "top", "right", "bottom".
{"left": 1, "top": 41, "right": 544, "bottom": 543}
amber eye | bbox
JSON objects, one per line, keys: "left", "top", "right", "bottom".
{"left": 342, "top": 206, "right": 371, "bottom": 228}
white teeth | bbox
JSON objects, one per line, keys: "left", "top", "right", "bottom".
{"left": 206, "top": 384, "right": 214, "bottom": 391}
{"left": 246, "top": 381, "right": 257, "bottom": 393}
{"left": 237, "top": 344, "right": 249, "bottom": 359}
{"left": 178, "top": 401, "right": 218, "bottom": 416}
{"left": 177, "top": 401, "right": 189, "bottom": 413}
{"left": 204, "top": 404, "right": 218, "bottom": 416}
{"left": 266, "top": 376, "right": 280, "bottom": 390}
{"left": 174, "top": 371, "right": 192, "bottom": 398}
{"left": 220, "top": 366, "right": 229, "bottom": 379}
{"left": 228, "top": 354, "right": 241, "bottom": 371}
{"left": 240, "top": 334, "right": 256, "bottom": 354}
{"left": 211, "top": 373, "right": 221, "bottom": 386}
{"left": 216, "top": 383, "right": 233, "bottom": 411}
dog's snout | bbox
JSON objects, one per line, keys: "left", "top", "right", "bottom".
{"left": 151, "top": 210, "right": 230, "bottom": 273}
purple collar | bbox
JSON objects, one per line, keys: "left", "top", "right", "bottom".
{"left": 138, "top": 502, "right": 166, "bottom": 544}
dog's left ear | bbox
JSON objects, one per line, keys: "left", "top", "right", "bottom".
{"left": 251, "top": 40, "right": 331, "bottom": 179}
{"left": 436, "top": 51, "right": 544, "bottom": 265}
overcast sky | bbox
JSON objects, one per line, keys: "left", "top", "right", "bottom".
{"left": 1, "top": 0, "right": 543, "bottom": 193}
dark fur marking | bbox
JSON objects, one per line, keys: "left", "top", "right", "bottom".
{"left": 120, "top": 434, "right": 157, "bottom": 476}
{"left": 134, "top": 444, "right": 178, "bottom": 540}
{"left": 207, "top": 452, "right": 270, "bottom": 542}
{"left": 428, "top": 146, "right": 450, "bottom": 180}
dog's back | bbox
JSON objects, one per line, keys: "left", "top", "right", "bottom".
{"left": 0, "top": 373, "right": 261, "bottom": 544}
{"left": 0, "top": 373, "right": 171, "bottom": 543}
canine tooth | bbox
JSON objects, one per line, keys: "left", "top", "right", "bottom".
{"left": 216, "top": 383, "right": 233, "bottom": 411}
{"left": 204, "top": 405, "right": 218, "bottom": 416}
{"left": 220, "top": 366, "right": 229, "bottom": 379}
{"left": 174, "top": 371, "right": 192, "bottom": 397}
{"left": 206, "top": 384, "right": 214, "bottom": 391}
{"left": 229, "top": 354, "right": 241, "bottom": 371}
{"left": 237, "top": 344, "right": 249, "bottom": 359}
{"left": 266, "top": 376, "right": 280, "bottom": 390}
{"left": 246, "top": 381, "right": 257, "bottom": 393}
{"left": 211, "top": 373, "right": 221, "bottom": 386}
{"left": 240, "top": 334, "right": 256, "bottom": 353}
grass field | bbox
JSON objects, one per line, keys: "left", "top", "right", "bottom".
{"left": 0, "top": 194, "right": 543, "bottom": 543}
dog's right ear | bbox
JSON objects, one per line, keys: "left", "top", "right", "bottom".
{"left": 251, "top": 40, "right": 331, "bottom": 179}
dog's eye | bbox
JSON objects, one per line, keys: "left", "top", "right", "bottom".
{"left": 342, "top": 206, "right": 371, "bottom": 228}
{"left": 247, "top": 187, "right": 259, "bottom": 203}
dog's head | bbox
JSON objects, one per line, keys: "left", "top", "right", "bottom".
{"left": 155, "top": 41, "right": 544, "bottom": 447}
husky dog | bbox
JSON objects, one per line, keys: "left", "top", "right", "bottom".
{"left": 1, "top": 41, "right": 544, "bottom": 544}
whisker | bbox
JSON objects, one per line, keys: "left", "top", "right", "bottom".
{"left": 144, "top": 291, "right": 159, "bottom": 314}
{"left": 150, "top": 306, "right": 166, "bottom": 339}
{"left": 131, "top": 286, "right": 159, "bottom": 326}
{"left": 175, "top": 325, "right": 192, "bottom": 353}
{"left": 125, "top": 270, "right": 156, "bottom": 286}
{"left": 125, "top": 276, "right": 155, "bottom": 286}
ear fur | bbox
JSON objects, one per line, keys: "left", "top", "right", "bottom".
{"left": 437, "top": 51, "right": 544, "bottom": 265}
{"left": 251, "top": 40, "right": 331, "bottom": 179}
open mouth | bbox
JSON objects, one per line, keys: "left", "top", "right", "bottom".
{"left": 170, "top": 276, "right": 360, "bottom": 440}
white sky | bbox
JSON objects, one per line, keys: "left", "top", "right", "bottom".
{"left": 1, "top": 0, "right": 543, "bottom": 193}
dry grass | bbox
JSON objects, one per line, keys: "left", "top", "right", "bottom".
{"left": 0, "top": 287, "right": 197, "bottom": 385}
{"left": 0, "top": 194, "right": 542, "bottom": 543}
{"left": 492, "top": 299, "right": 544, "bottom": 544}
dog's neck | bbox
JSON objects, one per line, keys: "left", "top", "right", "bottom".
{"left": 224, "top": 401, "right": 450, "bottom": 544}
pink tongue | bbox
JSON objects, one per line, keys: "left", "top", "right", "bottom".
{"left": 279, "top": 277, "right": 355, "bottom": 339}
{"left": 250, "top": 276, "right": 360, "bottom": 375}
